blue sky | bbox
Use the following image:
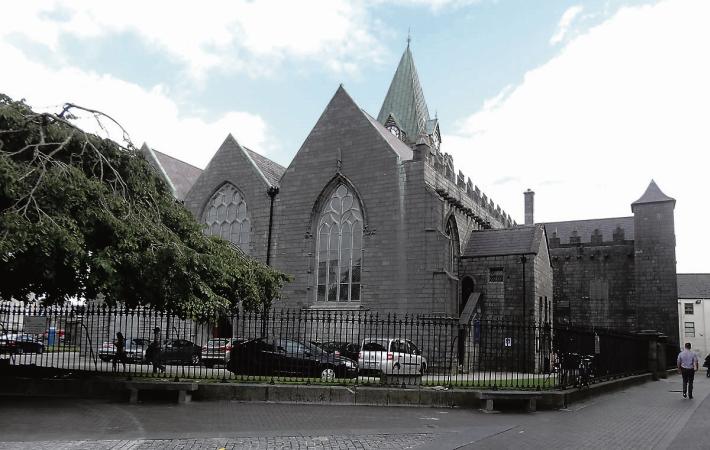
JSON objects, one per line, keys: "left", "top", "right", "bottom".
{"left": 1, "top": 0, "right": 708, "bottom": 273}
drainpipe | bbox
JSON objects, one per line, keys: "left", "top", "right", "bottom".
{"left": 262, "top": 186, "right": 279, "bottom": 338}
{"left": 266, "top": 186, "right": 279, "bottom": 266}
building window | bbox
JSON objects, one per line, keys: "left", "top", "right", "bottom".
{"left": 315, "top": 184, "right": 363, "bottom": 302}
{"left": 685, "top": 303, "right": 694, "bottom": 315}
{"left": 489, "top": 268, "right": 504, "bottom": 283}
{"left": 445, "top": 218, "right": 459, "bottom": 273}
{"left": 202, "top": 183, "right": 250, "bottom": 253}
{"left": 684, "top": 322, "right": 695, "bottom": 337}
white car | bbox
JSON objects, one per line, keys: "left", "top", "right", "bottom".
{"left": 358, "top": 338, "right": 426, "bottom": 376}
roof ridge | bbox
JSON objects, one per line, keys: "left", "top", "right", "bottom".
{"left": 151, "top": 148, "right": 203, "bottom": 171}
{"left": 543, "top": 216, "right": 634, "bottom": 224}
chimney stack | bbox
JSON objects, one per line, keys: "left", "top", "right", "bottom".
{"left": 524, "top": 189, "right": 535, "bottom": 225}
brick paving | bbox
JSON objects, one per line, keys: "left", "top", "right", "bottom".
{"left": 1, "top": 374, "right": 709, "bottom": 450}
{"left": 0, "top": 434, "right": 436, "bottom": 450}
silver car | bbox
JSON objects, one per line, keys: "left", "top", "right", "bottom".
{"left": 358, "top": 338, "right": 427, "bottom": 376}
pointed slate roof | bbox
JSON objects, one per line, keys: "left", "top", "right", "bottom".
{"left": 463, "top": 225, "right": 546, "bottom": 257}
{"left": 242, "top": 146, "right": 285, "bottom": 187}
{"left": 152, "top": 149, "right": 203, "bottom": 200}
{"left": 631, "top": 180, "right": 675, "bottom": 207}
{"left": 377, "top": 44, "right": 430, "bottom": 143}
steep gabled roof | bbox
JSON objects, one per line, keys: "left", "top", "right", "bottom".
{"left": 242, "top": 146, "right": 285, "bottom": 187}
{"left": 632, "top": 180, "right": 675, "bottom": 207}
{"left": 140, "top": 143, "right": 203, "bottom": 201}
{"left": 377, "top": 45, "right": 430, "bottom": 143}
{"left": 678, "top": 274, "right": 710, "bottom": 299}
{"left": 543, "top": 217, "right": 635, "bottom": 244}
{"left": 152, "top": 150, "right": 203, "bottom": 200}
{"left": 362, "top": 111, "right": 414, "bottom": 161}
{"left": 464, "top": 225, "right": 545, "bottom": 257}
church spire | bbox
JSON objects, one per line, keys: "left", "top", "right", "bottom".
{"left": 377, "top": 42, "right": 431, "bottom": 144}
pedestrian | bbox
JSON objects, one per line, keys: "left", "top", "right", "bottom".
{"left": 148, "top": 327, "right": 165, "bottom": 374}
{"left": 677, "top": 342, "right": 699, "bottom": 399}
{"left": 704, "top": 353, "right": 710, "bottom": 378}
{"left": 112, "top": 331, "right": 127, "bottom": 371}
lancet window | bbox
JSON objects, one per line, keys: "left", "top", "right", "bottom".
{"left": 315, "top": 184, "right": 363, "bottom": 302}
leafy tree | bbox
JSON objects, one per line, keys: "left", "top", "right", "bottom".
{"left": 0, "top": 94, "right": 289, "bottom": 320}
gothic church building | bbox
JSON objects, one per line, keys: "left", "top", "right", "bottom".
{"left": 142, "top": 45, "right": 678, "bottom": 342}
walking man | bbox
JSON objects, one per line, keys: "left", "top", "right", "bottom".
{"left": 112, "top": 331, "right": 127, "bottom": 371}
{"left": 148, "top": 327, "right": 165, "bottom": 374}
{"left": 677, "top": 342, "right": 699, "bottom": 399}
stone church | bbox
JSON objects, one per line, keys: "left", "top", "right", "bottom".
{"left": 141, "top": 45, "right": 678, "bottom": 343}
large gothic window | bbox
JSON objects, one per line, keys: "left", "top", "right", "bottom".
{"left": 202, "top": 184, "right": 250, "bottom": 253}
{"left": 316, "top": 184, "right": 363, "bottom": 302}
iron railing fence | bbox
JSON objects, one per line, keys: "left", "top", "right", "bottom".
{"left": 0, "top": 303, "right": 664, "bottom": 390}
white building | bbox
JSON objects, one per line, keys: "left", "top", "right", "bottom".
{"left": 677, "top": 274, "right": 710, "bottom": 359}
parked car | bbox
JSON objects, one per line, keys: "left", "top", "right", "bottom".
{"left": 0, "top": 333, "right": 44, "bottom": 354}
{"left": 158, "top": 338, "right": 202, "bottom": 365}
{"left": 98, "top": 337, "right": 150, "bottom": 363}
{"left": 227, "top": 337, "right": 358, "bottom": 380}
{"left": 310, "top": 341, "right": 360, "bottom": 362}
{"left": 358, "top": 338, "right": 427, "bottom": 376}
{"left": 201, "top": 338, "right": 246, "bottom": 368}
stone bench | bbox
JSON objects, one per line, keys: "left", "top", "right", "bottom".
{"left": 121, "top": 380, "right": 199, "bottom": 404}
{"left": 479, "top": 391, "right": 543, "bottom": 412}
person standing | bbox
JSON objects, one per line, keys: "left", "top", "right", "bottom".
{"left": 149, "top": 327, "right": 165, "bottom": 374}
{"left": 677, "top": 342, "right": 699, "bottom": 399}
{"left": 112, "top": 331, "right": 127, "bottom": 371}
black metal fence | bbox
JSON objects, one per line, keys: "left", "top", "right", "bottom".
{"left": 0, "top": 303, "right": 670, "bottom": 390}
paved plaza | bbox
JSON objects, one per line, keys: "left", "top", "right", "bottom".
{"left": 1, "top": 372, "right": 709, "bottom": 449}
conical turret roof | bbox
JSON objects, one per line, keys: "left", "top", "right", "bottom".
{"left": 631, "top": 180, "right": 675, "bottom": 207}
{"left": 377, "top": 44, "right": 430, "bottom": 143}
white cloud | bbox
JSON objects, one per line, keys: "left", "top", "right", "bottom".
{"left": 0, "top": 41, "right": 271, "bottom": 169}
{"left": 0, "top": 0, "right": 384, "bottom": 80}
{"left": 550, "top": 5, "right": 584, "bottom": 45}
{"left": 445, "top": 0, "right": 710, "bottom": 272}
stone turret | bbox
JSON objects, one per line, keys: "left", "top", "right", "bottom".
{"left": 632, "top": 180, "right": 678, "bottom": 344}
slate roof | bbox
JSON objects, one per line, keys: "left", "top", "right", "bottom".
{"left": 543, "top": 216, "right": 635, "bottom": 244}
{"left": 376, "top": 45, "right": 430, "bottom": 143}
{"left": 242, "top": 146, "right": 285, "bottom": 187}
{"left": 677, "top": 274, "right": 710, "bottom": 299}
{"left": 632, "top": 180, "right": 675, "bottom": 206}
{"left": 464, "top": 225, "right": 545, "bottom": 257}
{"left": 152, "top": 150, "right": 203, "bottom": 200}
{"left": 362, "top": 111, "right": 414, "bottom": 161}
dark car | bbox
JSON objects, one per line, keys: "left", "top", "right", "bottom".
{"left": 159, "top": 338, "right": 202, "bottom": 365}
{"left": 0, "top": 333, "right": 44, "bottom": 354}
{"left": 310, "top": 341, "right": 360, "bottom": 362}
{"left": 227, "top": 337, "right": 358, "bottom": 380}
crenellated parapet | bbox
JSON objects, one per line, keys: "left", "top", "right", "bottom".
{"left": 415, "top": 140, "right": 515, "bottom": 229}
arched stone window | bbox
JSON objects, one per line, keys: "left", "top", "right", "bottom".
{"left": 315, "top": 184, "right": 363, "bottom": 302}
{"left": 202, "top": 183, "right": 250, "bottom": 253}
{"left": 445, "top": 217, "right": 459, "bottom": 273}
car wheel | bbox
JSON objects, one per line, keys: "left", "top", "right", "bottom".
{"left": 99, "top": 356, "right": 111, "bottom": 362}
{"left": 420, "top": 363, "right": 427, "bottom": 375}
{"left": 204, "top": 362, "right": 214, "bottom": 369}
{"left": 320, "top": 367, "right": 335, "bottom": 382}
{"left": 191, "top": 354, "right": 201, "bottom": 365}
{"left": 17, "top": 348, "right": 24, "bottom": 355}
{"left": 37, "top": 347, "right": 43, "bottom": 355}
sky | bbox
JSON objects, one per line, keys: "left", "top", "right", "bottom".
{"left": 1, "top": 0, "right": 708, "bottom": 273}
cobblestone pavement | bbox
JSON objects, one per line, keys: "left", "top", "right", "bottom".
{"left": 0, "top": 434, "right": 436, "bottom": 449}
{"left": 1, "top": 373, "right": 708, "bottom": 449}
